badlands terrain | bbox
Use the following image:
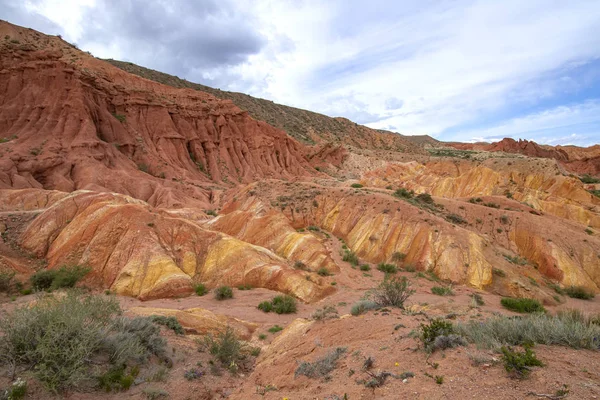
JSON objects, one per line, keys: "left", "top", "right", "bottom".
{"left": 0, "top": 21, "right": 599, "bottom": 400}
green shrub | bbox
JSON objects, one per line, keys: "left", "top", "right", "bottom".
{"left": 370, "top": 276, "right": 414, "bottom": 308}
{"left": 359, "top": 264, "right": 371, "bottom": 271}
{"left": 311, "top": 305, "right": 339, "bottom": 321}
{"left": 112, "top": 113, "right": 126, "bottom": 123}
{"left": 350, "top": 300, "right": 379, "bottom": 316}
{"left": 237, "top": 284, "right": 252, "bottom": 290}
{"left": 29, "top": 265, "right": 90, "bottom": 292}
{"left": 470, "top": 293, "right": 485, "bottom": 306}
{"left": 393, "top": 188, "right": 414, "bottom": 199}
{"left": 194, "top": 283, "right": 207, "bottom": 296}
{"left": 2, "top": 378, "right": 27, "bottom": 399}
{"left": 564, "top": 286, "right": 595, "bottom": 300}
{"left": 391, "top": 252, "right": 407, "bottom": 262}
{"left": 456, "top": 311, "right": 600, "bottom": 350}
{"left": 272, "top": 295, "right": 297, "bottom": 314}
{"left": 350, "top": 183, "right": 363, "bottom": 188}
{"left": 501, "top": 297, "right": 545, "bottom": 313}
{"left": 295, "top": 347, "right": 347, "bottom": 379}
{"left": 493, "top": 268, "right": 506, "bottom": 277}
{"left": 376, "top": 263, "right": 397, "bottom": 274}
{"left": 580, "top": 174, "right": 600, "bottom": 184}
{"left": 420, "top": 319, "right": 454, "bottom": 350}
{"left": 268, "top": 325, "right": 283, "bottom": 333}
{"left": 150, "top": 315, "right": 184, "bottom": 335}
{"left": 257, "top": 301, "right": 273, "bottom": 313}
{"left": 484, "top": 202, "right": 500, "bottom": 209}
{"left": 415, "top": 193, "right": 434, "bottom": 204}
{"left": 445, "top": 213, "right": 466, "bottom": 224}
{"left": 500, "top": 345, "right": 543, "bottom": 379}
{"left": 214, "top": 286, "right": 233, "bottom": 300}
{"left": 0, "top": 271, "right": 15, "bottom": 292}
{"left": 205, "top": 209, "right": 217, "bottom": 217}
{"left": 431, "top": 286, "right": 454, "bottom": 296}
{"left": 204, "top": 327, "right": 242, "bottom": 367}
{"left": 317, "top": 267, "right": 332, "bottom": 276}
{"left": 98, "top": 365, "right": 138, "bottom": 392}
{"left": 0, "top": 292, "right": 165, "bottom": 392}
{"left": 342, "top": 250, "right": 359, "bottom": 266}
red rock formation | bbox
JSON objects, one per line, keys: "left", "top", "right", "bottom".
{"left": 0, "top": 21, "right": 316, "bottom": 209}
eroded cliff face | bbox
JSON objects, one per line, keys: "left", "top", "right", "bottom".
{"left": 7, "top": 189, "right": 334, "bottom": 302}
{"left": 0, "top": 22, "right": 316, "bottom": 209}
{"left": 360, "top": 159, "right": 600, "bottom": 228}
{"left": 221, "top": 180, "right": 600, "bottom": 295}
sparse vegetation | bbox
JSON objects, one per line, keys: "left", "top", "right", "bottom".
{"left": 391, "top": 252, "right": 407, "bottom": 263}
{"left": 214, "top": 286, "right": 233, "bottom": 300}
{"left": 470, "top": 293, "right": 485, "bottom": 306}
{"left": 350, "top": 183, "right": 363, "bottom": 188}
{"left": 564, "top": 285, "right": 595, "bottom": 300}
{"left": 369, "top": 276, "right": 414, "bottom": 308}
{"left": 311, "top": 305, "right": 339, "bottom": 321}
{"left": 317, "top": 267, "right": 333, "bottom": 276}
{"left": 503, "top": 254, "right": 528, "bottom": 265}
{"left": 112, "top": 113, "right": 126, "bottom": 123}
{"left": 580, "top": 174, "right": 600, "bottom": 184}
{"left": 456, "top": 310, "right": 600, "bottom": 350}
{"left": 376, "top": 263, "right": 397, "bottom": 274}
{"left": 350, "top": 300, "right": 379, "bottom": 316}
{"left": 271, "top": 295, "right": 298, "bottom": 314}
{"left": 359, "top": 264, "right": 371, "bottom": 271}
{"left": 484, "top": 202, "right": 500, "bottom": 209}
{"left": 431, "top": 285, "right": 454, "bottom": 296}
{"left": 501, "top": 297, "right": 545, "bottom": 313}
{"left": 194, "top": 283, "right": 207, "bottom": 296}
{"left": 268, "top": 325, "right": 283, "bottom": 333}
{"left": 150, "top": 315, "right": 184, "bottom": 335}
{"left": 393, "top": 188, "right": 414, "bottom": 199}
{"left": 29, "top": 265, "right": 90, "bottom": 292}
{"left": 445, "top": 213, "right": 466, "bottom": 224}
{"left": 500, "top": 345, "right": 543, "bottom": 379}
{"left": 419, "top": 319, "right": 456, "bottom": 351}
{"left": 205, "top": 209, "right": 218, "bottom": 217}
{"left": 203, "top": 327, "right": 242, "bottom": 369}
{"left": 0, "top": 292, "right": 166, "bottom": 392}
{"left": 342, "top": 250, "right": 359, "bottom": 266}
{"left": 257, "top": 301, "right": 274, "bottom": 313}
{"left": 0, "top": 271, "right": 15, "bottom": 292}
{"left": 295, "top": 347, "right": 347, "bottom": 379}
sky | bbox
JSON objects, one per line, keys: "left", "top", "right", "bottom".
{"left": 2, "top": 0, "right": 600, "bottom": 146}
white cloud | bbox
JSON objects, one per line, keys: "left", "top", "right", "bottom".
{"left": 3, "top": 0, "right": 600, "bottom": 145}
{"left": 456, "top": 100, "right": 600, "bottom": 146}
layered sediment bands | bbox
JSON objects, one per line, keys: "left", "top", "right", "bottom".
{"left": 0, "top": 188, "right": 69, "bottom": 211}
{"left": 0, "top": 23, "right": 316, "bottom": 208}
{"left": 361, "top": 160, "right": 600, "bottom": 228}
{"left": 209, "top": 194, "right": 338, "bottom": 273}
{"left": 128, "top": 307, "right": 257, "bottom": 339}
{"left": 450, "top": 138, "right": 600, "bottom": 177}
{"left": 15, "top": 190, "right": 333, "bottom": 301}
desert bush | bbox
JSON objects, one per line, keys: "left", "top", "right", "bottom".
{"left": 470, "top": 293, "right": 485, "bottom": 306}
{"left": 342, "top": 250, "right": 359, "bottom": 266}
{"left": 311, "top": 305, "right": 339, "bottom": 321}
{"left": 456, "top": 311, "right": 600, "bottom": 350}
{"left": 350, "top": 183, "right": 363, "bottom": 188}
{"left": 376, "top": 263, "right": 397, "bottom": 274}
{"left": 500, "top": 345, "right": 543, "bottom": 379}
{"left": 204, "top": 327, "right": 242, "bottom": 367}
{"left": 1, "top": 377, "right": 27, "bottom": 399}
{"left": 183, "top": 368, "right": 203, "bottom": 381}
{"left": 268, "top": 325, "right": 283, "bottom": 333}
{"left": 317, "top": 267, "right": 333, "bottom": 276}
{"left": 214, "top": 286, "right": 233, "bottom": 300}
{"left": 415, "top": 193, "right": 434, "bottom": 204}
{"left": 272, "top": 295, "right": 297, "bottom": 314}
{"left": 257, "top": 301, "right": 273, "bottom": 313}
{"left": 484, "top": 202, "right": 500, "bottom": 209}
{"left": 0, "top": 271, "right": 15, "bottom": 292}
{"left": 29, "top": 265, "right": 89, "bottom": 292}
{"left": 445, "top": 213, "right": 466, "bottom": 224}
{"left": 420, "top": 319, "right": 454, "bottom": 350}
{"left": 431, "top": 286, "right": 454, "bottom": 296}
{"left": 501, "top": 297, "right": 545, "bottom": 313}
{"left": 194, "top": 283, "right": 207, "bottom": 296}
{"left": 0, "top": 292, "right": 165, "bottom": 392}
{"left": 97, "top": 365, "right": 138, "bottom": 392}
{"left": 295, "top": 347, "right": 347, "bottom": 379}
{"left": 293, "top": 260, "right": 307, "bottom": 270}
{"left": 394, "top": 188, "right": 414, "bottom": 199}
{"left": 359, "top": 264, "right": 371, "bottom": 271}
{"left": 564, "top": 286, "right": 595, "bottom": 300}
{"left": 370, "top": 276, "right": 414, "bottom": 308}
{"left": 150, "top": 315, "right": 184, "bottom": 335}
{"left": 391, "top": 252, "right": 407, "bottom": 263}
{"left": 432, "top": 334, "right": 467, "bottom": 351}
{"left": 350, "top": 300, "right": 379, "bottom": 316}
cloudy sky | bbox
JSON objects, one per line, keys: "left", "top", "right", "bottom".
{"left": 2, "top": 0, "right": 600, "bottom": 145}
